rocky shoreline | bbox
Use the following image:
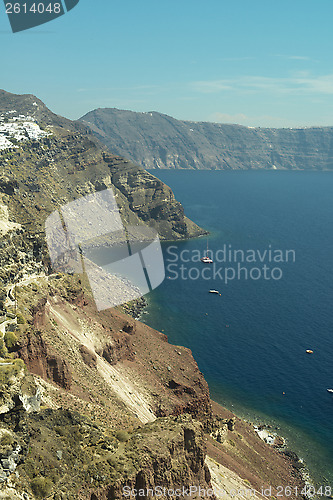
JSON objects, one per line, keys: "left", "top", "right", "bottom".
{"left": 120, "top": 296, "right": 148, "bottom": 319}
{"left": 244, "top": 420, "right": 316, "bottom": 497}
{"left": 253, "top": 424, "right": 310, "bottom": 474}
{"left": 128, "top": 297, "right": 313, "bottom": 497}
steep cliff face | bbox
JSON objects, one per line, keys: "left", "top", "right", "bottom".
{"left": 0, "top": 90, "right": 205, "bottom": 241}
{"left": 0, "top": 405, "right": 212, "bottom": 500}
{"left": 81, "top": 107, "right": 333, "bottom": 170}
{"left": 104, "top": 153, "right": 204, "bottom": 239}
{"left": 0, "top": 273, "right": 215, "bottom": 499}
{"left": 0, "top": 91, "right": 307, "bottom": 499}
{"left": 17, "top": 328, "right": 72, "bottom": 390}
{"left": 0, "top": 275, "right": 305, "bottom": 499}
{"left": 11, "top": 276, "right": 212, "bottom": 428}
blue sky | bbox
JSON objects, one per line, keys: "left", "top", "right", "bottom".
{"left": 1, "top": 0, "right": 333, "bottom": 127}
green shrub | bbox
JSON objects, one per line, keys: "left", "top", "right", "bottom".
{"left": 16, "top": 313, "right": 26, "bottom": 325}
{"left": 0, "top": 433, "right": 14, "bottom": 446}
{"left": 4, "top": 331, "right": 18, "bottom": 350}
{"left": 0, "top": 339, "right": 8, "bottom": 358}
{"left": 30, "top": 477, "right": 53, "bottom": 498}
{"left": 115, "top": 430, "right": 129, "bottom": 442}
{"left": 14, "top": 358, "right": 25, "bottom": 370}
{"left": 0, "top": 359, "right": 25, "bottom": 385}
{"left": 23, "top": 457, "right": 36, "bottom": 479}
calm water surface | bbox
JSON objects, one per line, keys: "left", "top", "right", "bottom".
{"left": 141, "top": 170, "right": 333, "bottom": 488}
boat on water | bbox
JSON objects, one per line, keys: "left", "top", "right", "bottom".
{"left": 201, "top": 256, "right": 213, "bottom": 263}
{"left": 327, "top": 389, "right": 333, "bottom": 393}
{"left": 209, "top": 290, "right": 219, "bottom": 294}
{"left": 306, "top": 349, "right": 314, "bottom": 354}
{"left": 201, "top": 239, "right": 213, "bottom": 263}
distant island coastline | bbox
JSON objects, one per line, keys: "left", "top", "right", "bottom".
{"left": 80, "top": 108, "right": 333, "bottom": 171}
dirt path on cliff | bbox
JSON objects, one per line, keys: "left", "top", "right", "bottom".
{"left": 2, "top": 273, "right": 47, "bottom": 336}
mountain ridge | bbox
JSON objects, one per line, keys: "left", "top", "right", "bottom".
{"left": 80, "top": 107, "right": 333, "bottom": 170}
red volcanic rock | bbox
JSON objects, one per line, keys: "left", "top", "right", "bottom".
{"left": 46, "top": 355, "right": 72, "bottom": 390}
{"left": 100, "top": 334, "right": 135, "bottom": 366}
{"left": 16, "top": 330, "right": 72, "bottom": 390}
{"left": 32, "top": 297, "right": 47, "bottom": 328}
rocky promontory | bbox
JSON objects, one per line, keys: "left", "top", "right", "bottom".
{"left": 0, "top": 90, "right": 205, "bottom": 241}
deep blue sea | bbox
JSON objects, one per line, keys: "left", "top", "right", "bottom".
{"left": 141, "top": 170, "right": 333, "bottom": 488}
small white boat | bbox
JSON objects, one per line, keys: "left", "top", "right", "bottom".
{"left": 201, "top": 256, "right": 213, "bottom": 263}
{"left": 201, "top": 239, "right": 213, "bottom": 263}
{"left": 209, "top": 290, "right": 219, "bottom": 294}
{"left": 327, "top": 389, "right": 333, "bottom": 393}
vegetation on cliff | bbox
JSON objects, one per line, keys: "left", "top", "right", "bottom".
{"left": 0, "top": 90, "right": 205, "bottom": 242}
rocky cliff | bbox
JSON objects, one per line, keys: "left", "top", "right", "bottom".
{"left": 0, "top": 90, "right": 307, "bottom": 499}
{"left": 0, "top": 275, "right": 305, "bottom": 499}
{"left": 0, "top": 90, "right": 205, "bottom": 241}
{"left": 80, "top": 107, "right": 333, "bottom": 170}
